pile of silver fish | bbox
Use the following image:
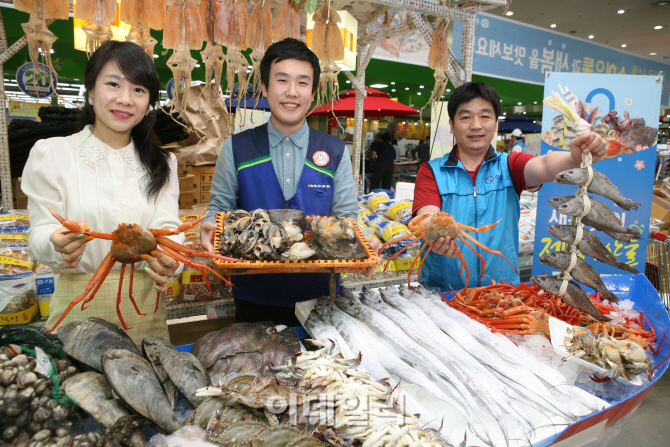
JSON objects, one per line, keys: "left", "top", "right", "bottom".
{"left": 0, "top": 343, "right": 87, "bottom": 447}
{"left": 217, "top": 209, "right": 311, "bottom": 260}
{"left": 305, "top": 285, "right": 608, "bottom": 446}
{"left": 533, "top": 167, "right": 642, "bottom": 320}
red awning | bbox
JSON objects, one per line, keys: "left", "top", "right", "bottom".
{"left": 309, "top": 87, "right": 419, "bottom": 117}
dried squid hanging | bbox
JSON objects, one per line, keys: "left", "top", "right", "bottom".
{"left": 246, "top": 0, "right": 272, "bottom": 103}
{"left": 74, "top": 0, "right": 118, "bottom": 57}
{"left": 198, "top": 0, "right": 225, "bottom": 97}
{"left": 215, "top": 0, "right": 249, "bottom": 107}
{"left": 14, "top": 0, "right": 69, "bottom": 86}
{"left": 163, "top": 0, "right": 204, "bottom": 108}
{"left": 425, "top": 19, "right": 450, "bottom": 108}
{"left": 121, "top": 0, "right": 166, "bottom": 56}
{"left": 272, "top": 0, "right": 300, "bottom": 42}
{"left": 310, "top": 2, "right": 344, "bottom": 106}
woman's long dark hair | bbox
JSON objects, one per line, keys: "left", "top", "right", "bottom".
{"left": 77, "top": 41, "right": 170, "bottom": 200}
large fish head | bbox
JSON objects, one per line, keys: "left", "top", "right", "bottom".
{"left": 530, "top": 275, "right": 556, "bottom": 291}
{"left": 555, "top": 168, "right": 586, "bottom": 185}
{"left": 334, "top": 297, "right": 358, "bottom": 315}
{"left": 548, "top": 196, "right": 573, "bottom": 210}
{"left": 539, "top": 252, "right": 560, "bottom": 267}
{"left": 361, "top": 286, "right": 382, "bottom": 303}
{"left": 548, "top": 225, "right": 574, "bottom": 241}
{"left": 314, "top": 303, "right": 333, "bottom": 323}
{"left": 341, "top": 286, "right": 361, "bottom": 301}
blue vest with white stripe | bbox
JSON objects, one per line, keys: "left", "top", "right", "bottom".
{"left": 231, "top": 123, "right": 345, "bottom": 307}
{"left": 421, "top": 146, "right": 520, "bottom": 291}
{"left": 513, "top": 140, "right": 526, "bottom": 152}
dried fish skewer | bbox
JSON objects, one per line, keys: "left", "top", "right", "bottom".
{"left": 121, "top": 0, "right": 166, "bottom": 56}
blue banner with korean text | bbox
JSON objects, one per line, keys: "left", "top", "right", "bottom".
{"left": 453, "top": 13, "right": 670, "bottom": 107}
{"left": 531, "top": 73, "right": 661, "bottom": 278}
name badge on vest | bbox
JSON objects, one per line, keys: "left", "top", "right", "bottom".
{"left": 312, "top": 151, "right": 330, "bottom": 167}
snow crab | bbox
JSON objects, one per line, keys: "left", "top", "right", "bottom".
{"left": 47, "top": 207, "right": 241, "bottom": 332}
{"left": 380, "top": 211, "right": 518, "bottom": 288}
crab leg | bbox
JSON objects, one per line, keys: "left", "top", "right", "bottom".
{"left": 149, "top": 212, "right": 209, "bottom": 236}
{"left": 116, "top": 266, "right": 133, "bottom": 330}
{"left": 382, "top": 235, "right": 423, "bottom": 272}
{"left": 457, "top": 249, "right": 470, "bottom": 289}
{"left": 156, "top": 246, "right": 233, "bottom": 287}
{"left": 415, "top": 241, "right": 434, "bottom": 285}
{"left": 126, "top": 264, "right": 146, "bottom": 316}
{"left": 49, "top": 206, "right": 112, "bottom": 238}
{"left": 458, "top": 231, "right": 518, "bottom": 274}
{"left": 81, "top": 257, "right": 117, "bottom": 310}
{"left": 456, "top": 235, "right": 487, "bottom": 280}
{"left": 155, "top": 235, "right": 242, "bottom": 262}
{"left": 47, "top": 253, "right": 116, "bottom": 332}
{"left": 456, "top": 219, "right": 501, "bottom": 233}
{"left": 408, "top": 240, "right": 431, "bottom": 286}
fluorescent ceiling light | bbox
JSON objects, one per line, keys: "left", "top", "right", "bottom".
{"left": 370, "top": 84, "right": 388, "bottom": 88}
{"left": 618, "top": 9, "right": 625, "bottom": 14}
{"left": 550, "top": 24, "right": 556, "bottom": 28}
{"left": 505, "top": 11, "right": 514, "bottom": 16}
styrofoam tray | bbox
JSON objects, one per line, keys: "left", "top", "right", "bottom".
{"left": 548, "top": 316, "right": 642, "bottom": 386}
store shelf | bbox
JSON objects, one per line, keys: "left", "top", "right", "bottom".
{"left": 167, "top": 298, "right": 233, "bottom": 320}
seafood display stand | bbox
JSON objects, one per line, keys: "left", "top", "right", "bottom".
{"left": 512, "top": 274, "right": 669, "bottom": 446}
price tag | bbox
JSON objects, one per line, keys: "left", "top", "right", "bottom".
{"left": 34, "top": 346, "right": 52, "bottom": 377}
{"left": 393, "top": 257, "right": 418, "bottom": 271}
{"left": 207, "top": 301, "right": 236, "bottom": 319}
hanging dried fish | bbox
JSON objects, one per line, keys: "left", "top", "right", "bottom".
{"left": 74, "top": 0, "right": 118, "bottom": 57}
{"left": 310, "top": 2, "right": 344, "bottom": 106}
{"left": 425, "top": 18, "right": 450, "bottom": 108}
{"left": 272, "top": 0, "right": 299, "bottom": 42}
{"left": 198, "top": 0, "right": 225, "bottom": 97}
{"left": 121, "top": 0, "right": 166, "bottom": 56}
{"left": 14, "top": 0, "right": 69, "bottom": 89}
{"left": 216, "top": 0, "right": 249, "bottom": 109}
{"left": 246, "top": 0, "right": 272, "bottom": 102}
{"left": 163, "top": 0, "right": 204, "bottom": 108}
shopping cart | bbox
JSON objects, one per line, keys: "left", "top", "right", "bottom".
{"left": 646, "top": 231, "right": 670, "bottom": 312}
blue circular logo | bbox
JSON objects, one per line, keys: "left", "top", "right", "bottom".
{"left": 166, "top": 78, "right": 175, "bottom": 101}
{"left": 17, "top": 62, "right": 57, "bottom": 98}
{"left": 485, "top": 176, "right": 494, "bottom": 184}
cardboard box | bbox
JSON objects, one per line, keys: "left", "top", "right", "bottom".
{"left": 178, "top": 175, "right": 197, "bottom": 191}
{"left": 177, "top": 162, "right": 188, "bottom": 176}
{"left": 179, "top": 189, "right": 198, "bottom": 209}
{"left": 651, "top": 195, "right": 670, "bottom": 222}
{"left": 199, "top": 182, "right": 212, "bottom": 194}
{"left": 12, "top": 178, "right": 27, "bottom": 200}
{"left": 200, "top": 192, "right": 210, "bottom": 204}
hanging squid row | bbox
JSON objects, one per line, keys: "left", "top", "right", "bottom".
{"left": 426, "top": 18, "right": 450, "bottom": 109}
{"left": 15, "top": 0, "right": 354, "bottom": 111}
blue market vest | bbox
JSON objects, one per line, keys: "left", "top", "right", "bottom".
{"left": 513, "top": 141, "right": 526, "bottom": 152}
{"left": 421, "top": 146, "right": 520, "bottom": 291}
{"left": 231, "top": 123, "right": 345, "bottom": 307}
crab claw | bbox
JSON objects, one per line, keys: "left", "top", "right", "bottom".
{"left": 49, "top": 206, "right": 90, "bottom": 233}
{"left": 193, "top": 386, "right": 225, "bottom": 397}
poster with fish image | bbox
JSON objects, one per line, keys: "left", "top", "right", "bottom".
{"left": 532, "top": 72, "right": 662, "bottom": 278}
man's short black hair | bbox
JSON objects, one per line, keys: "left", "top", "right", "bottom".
{"left": 380, "top": 132, "right": 392, "bottom": 142}
{"left": 260, "top": 38, "right": 321, "bottom": 95}
{"left": 425, "top": 134, "right": 430, "bottom": 141}
{"left": 447, "top": 81, "right": 501, "bottom": 121}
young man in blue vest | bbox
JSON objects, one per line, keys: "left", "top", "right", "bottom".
{"left": 200, "top": 38, "right": 362, "bottom": 326}
{"left": 412, "top": 81, "right": 608, "bottom": 292}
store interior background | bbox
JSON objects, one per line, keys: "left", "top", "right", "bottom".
{"left": 1, "top": 2, "right": 670, "bottom": 445}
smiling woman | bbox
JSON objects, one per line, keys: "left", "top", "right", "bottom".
{"left": 20, "top": 41, "right": 185, "bottom": 343}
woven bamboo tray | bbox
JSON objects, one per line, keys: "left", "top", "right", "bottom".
{"left": 213, "top": 211, "right": 378, "bottom": 275}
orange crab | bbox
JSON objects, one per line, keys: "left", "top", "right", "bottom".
{"left": 47, "top": 207, "right": 241, "bottom": 332}
{"left": 380, "top": 211, "right": 518, "bottom": 287}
